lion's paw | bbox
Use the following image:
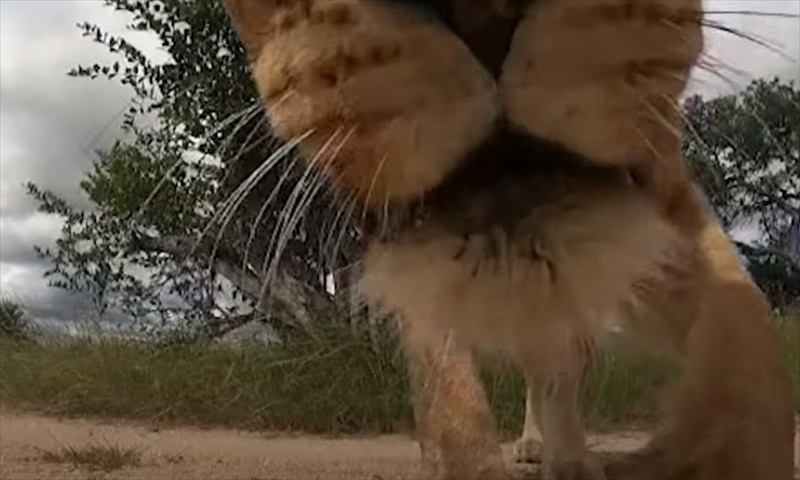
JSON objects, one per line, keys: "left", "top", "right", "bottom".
{"left": 512, "top": 437, "right": 542, "bottom": 464}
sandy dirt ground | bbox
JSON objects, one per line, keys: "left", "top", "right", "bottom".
{"left": 1, "top": 411, "right": 798, "bottom": 480}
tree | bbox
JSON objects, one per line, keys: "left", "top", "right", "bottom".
{"left": 27, "top": 134, "right": 223, "bottom": 330}
{"left": 683, "top": 78, "right": 800, "bottom": 306}
{"left": 28, "top": 0, "right": 361, "bottom": 336}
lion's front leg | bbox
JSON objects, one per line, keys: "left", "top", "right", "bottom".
{"left": 516, "top": 332, "right": 604, "bottom": 480}
{"left": 400, "top": 316, "right": 507, "bottom": 480}
{"left": 512, "top": 383, "right": 543, "bottom": 464}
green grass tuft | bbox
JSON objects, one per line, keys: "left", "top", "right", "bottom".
{"left": 0, "top": 333, "right": 412, "bottom": 434}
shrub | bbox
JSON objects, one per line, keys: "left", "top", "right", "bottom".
{"left": 0, "top": 298, "right": 30, "bottom": 340}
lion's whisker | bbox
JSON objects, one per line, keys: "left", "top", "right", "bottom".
{"left": 190, "top": 130, "right": 313, "bottom": 266}
{"left": 213, "top": 102, "right": 265, "bottom": 159}
{"left": 270, "top": 126, "right": 356, "bottom": 278}
{"left": 126, "top": 103, "right": 262, "bottom": 239}
{"left": 259, "top": 129, "right": 344, "bottom": 294}
{"left": 210, "top": 91, "right": 297, "bottom": 209}
{"left": 700, "top": 19, "right": 795, "bottom": 61}
{"left": 694, "top": 60, "right": 745, "bottom": 94}
{"left": 322, "top": 187, "right": 359, "bottom": 270}
{"left": 703, "top": 10, "right": 799, "bottom": 19}
{"left": 241, "top": 153, "right": 303, "bottom": 277}
{"left": 207, "top": 128, "right": 290, "bottom": 264}
{"left": 329, "top": 196, "right": 360, "bottom": 282}
{"left": 361, "top": 152, "right": 391, "bottom": 224}
{"left": 633, "top": 91, "right": 684, "bottom": 145}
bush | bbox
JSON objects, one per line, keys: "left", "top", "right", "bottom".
{"left": 0, "top": 299, "right": 30, "bottom": 340}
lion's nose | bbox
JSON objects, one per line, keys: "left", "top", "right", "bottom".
{"left": 389, "top": 0, "right": 533, "bottom": 78}
{"left": 444, "top": 0, "right": 531, "bottom": 78}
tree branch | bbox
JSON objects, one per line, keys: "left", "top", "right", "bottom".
{"left": 131, "top": 232, "right": 336, "bottom": 327}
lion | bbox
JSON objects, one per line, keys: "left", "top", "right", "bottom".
{"left": 220, "top": 1, "right": 795, "bottom": 479}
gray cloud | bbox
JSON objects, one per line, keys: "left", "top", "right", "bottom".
{"left": 0, "top": 0, "right": 798, "bottom": 323}
{"left": 0, "top": 212, "right": 62, "bottom": 267}
{"left": 0, "top": 0, "right": 153, "bottom": 319}
{"left": 0, "top": 1, "right": 140, "bottom": 218}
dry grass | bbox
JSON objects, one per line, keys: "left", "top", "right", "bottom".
{"left": 40, "top": 444, "right": 141, "bottom": 472}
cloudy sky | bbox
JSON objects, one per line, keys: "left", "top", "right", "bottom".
{"left": 0, "top": 0, "right": 799, "bottom": 323}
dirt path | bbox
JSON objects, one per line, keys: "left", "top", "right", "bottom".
{"left": 1, "top": 411, "right": 798, "bottom": 480}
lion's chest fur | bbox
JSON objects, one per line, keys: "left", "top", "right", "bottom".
{"left": 361, "top": 178, "right": 697, "bottom": 360}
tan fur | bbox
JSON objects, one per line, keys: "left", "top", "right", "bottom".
{"left": 221, "top": 1, "right": 795, "bottom": 479}
{"left": 225, "top": 0, "right": 498, "bottom": 204}
{"left": 503, "top": 0, "right": 703, "bottom": 169}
